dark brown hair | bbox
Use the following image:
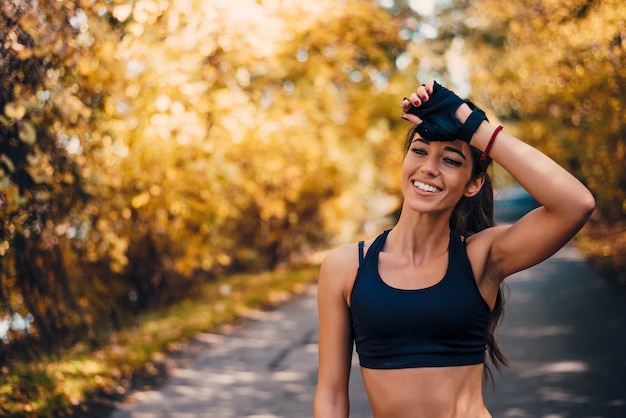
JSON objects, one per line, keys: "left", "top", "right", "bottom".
{"left": 403, "top": 126, "right": 509, "bottom": 385}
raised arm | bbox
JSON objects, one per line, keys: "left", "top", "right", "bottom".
{"left": 467, "top": 118, "right": 595, "bottom": 279}
{"left": 314, "top": 245, "right": 356, "bottom": 418}
{"left": 403, "top": 81, "right": 595, "bottom": 282}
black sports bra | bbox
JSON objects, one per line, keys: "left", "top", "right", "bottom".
{"left": 349, "top": 229, "right": 491, "bottom": 369}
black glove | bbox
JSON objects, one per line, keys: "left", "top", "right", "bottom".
{"left": 406, "top": 81, "right": 486, "bottom": 143}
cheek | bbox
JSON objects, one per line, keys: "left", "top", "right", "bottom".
{"left": 400, "top": 155, "right": 412, "bottom": 175}
{"left": 446, "top": 170, "right": 474, "bottom": 196}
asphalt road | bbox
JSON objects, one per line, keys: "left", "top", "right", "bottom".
{"left": 109, "top": 243, "right": 626, "bottom": 418}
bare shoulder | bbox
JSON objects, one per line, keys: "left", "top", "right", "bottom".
{"left": 318, "top": 240, "right": 368, "bottom": 302}
{"left": 319, "top": 243, "right": 360, "bottom": 283}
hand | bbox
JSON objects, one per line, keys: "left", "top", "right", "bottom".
{"left": 401, "top": 81, "right": 486, "bottom": 143}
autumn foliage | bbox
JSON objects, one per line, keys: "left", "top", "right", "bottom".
{"left": 0, "top": 0, "right": 415, "bottom": 354}
{"left": 1, "top": 0, "right": 625, "bottom": 366}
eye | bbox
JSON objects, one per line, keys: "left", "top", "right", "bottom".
{"left": 411, "top": 147, "right": 427, "bottom": 156}
{"left": 443, "top": 157, "right": 462, "bottom": 166}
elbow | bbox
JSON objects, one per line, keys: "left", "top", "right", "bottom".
{"left": 576, "top": 189, "right": 596, "bottom": 225}
{"left": 582, "top": 189, "right": 596, "bottom": 218}
{"left": 314, "top": 401, "right": 349, "bottom": 418}
{"left": 314, "top": 387, "right": 350, "bottom": 418}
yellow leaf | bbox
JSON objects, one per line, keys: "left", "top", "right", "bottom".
{"left": 0, "top": 154, "right": 15, "bottom": 173}
{"left": 4, "top": 102, "right": 26, "bottom": 120}
{"left": 113, "top": 5, "right": 133, "bottom": 22}
{"left": 131, "top": 192, "right": 151, "bottom": 209}
{"left": 18, "top": 121, "right": 37, "bottom": 145}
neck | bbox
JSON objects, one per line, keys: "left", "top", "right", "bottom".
{"left": 387, "top": 208, "right": 452, "bottom": 260}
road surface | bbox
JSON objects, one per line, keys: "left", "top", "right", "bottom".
{"left": 110, "top": 243, "right": 626, "bottom": 417}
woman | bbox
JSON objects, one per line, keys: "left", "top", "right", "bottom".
{"left": 314, "top": 80, "right": 595, "bottom": 418}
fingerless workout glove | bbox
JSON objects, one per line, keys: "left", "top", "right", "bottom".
{"left": 406, "top": 81, "right": 486, "bottom": 143}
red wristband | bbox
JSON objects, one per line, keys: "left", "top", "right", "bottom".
{"left": 480, "top": 125, "right": 503, "bottom": 160}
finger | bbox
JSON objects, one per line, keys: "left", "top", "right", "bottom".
{"left": 416, "top": 85, "right": 430, "bottom": 102}
{"left": 424, "top": 80, "right": 435, "bottom": 94}
{"left": 408, "top": 92, "right": 422, "bottom": 107}
{"left": 401, "top": 97, "right": 412, "bottom": 112}
{"left": 400, "top": 112, "right": 423, "bottom": 125}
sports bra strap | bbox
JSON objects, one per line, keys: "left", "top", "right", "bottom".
{"left": 358, "top": 241, "right": 365, "bottom": 268}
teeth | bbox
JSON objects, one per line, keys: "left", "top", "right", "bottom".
{"left": 413, "top": 181, "right": 442, "bottom": 193}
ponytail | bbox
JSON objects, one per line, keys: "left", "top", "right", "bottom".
{"left": 452, "top": 144, "right": 510, "bottom": 386}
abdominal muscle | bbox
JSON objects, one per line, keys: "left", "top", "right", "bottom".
{"left": 360, "top": 363, "right": 491, "bottom": 418}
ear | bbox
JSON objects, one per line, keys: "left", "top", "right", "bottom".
{"left": 464, "top": 174, "right": 485, "bottom": 198}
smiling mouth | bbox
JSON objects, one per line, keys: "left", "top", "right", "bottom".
{"left": 413, "top": 181, "right": 442, "bottom": 193}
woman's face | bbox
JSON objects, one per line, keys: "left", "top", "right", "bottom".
{"left": 401, "top": 135, "right": 484, "bottom": 215}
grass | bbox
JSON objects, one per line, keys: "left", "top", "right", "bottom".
{"left": 0, "top": 264, "right": 320, "bottom": 417}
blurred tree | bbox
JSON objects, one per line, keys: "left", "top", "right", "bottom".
{"left": 0, "top": 0, "right": 100, "bottom": 345}
{"left": 1, "top": 0, "right": 420, "bottom": 353}
{"left": 86, "top": 0, "right": 410, "bottom": 307}
{"left": 439, "top": 0, "right": 626, "bottom": 222}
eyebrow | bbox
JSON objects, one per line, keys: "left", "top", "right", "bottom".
{"left": 444, "top": 145, "right": 467, "bottom": 160}
{"left": 413, "top": 138, "right": 467, "bottom": 161}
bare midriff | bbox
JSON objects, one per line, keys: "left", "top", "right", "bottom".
{"left": 360, "top": 363, "right": 491, "bottom": 418}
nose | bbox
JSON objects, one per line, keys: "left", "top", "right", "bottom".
{"left": 419, "top": 154, "right": 440, "bottom": 176}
